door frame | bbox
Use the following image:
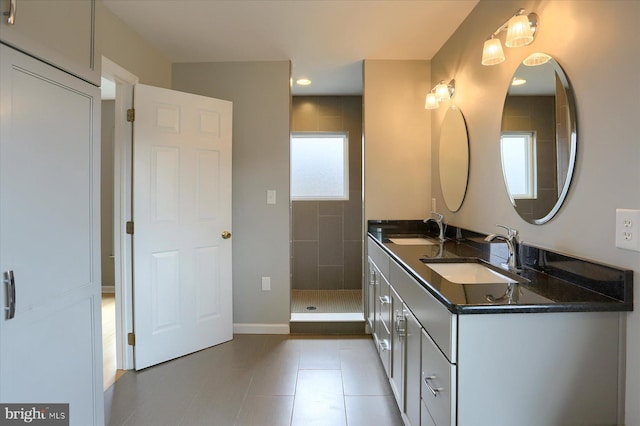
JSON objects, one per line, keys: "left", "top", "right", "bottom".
{"left": 102, "top": 57, "right": 138, "bottom": 370}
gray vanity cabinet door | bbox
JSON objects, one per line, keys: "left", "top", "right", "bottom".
{"left": 421, "top": 400, "right": 436, "bottom": 426}
{"left": 375, "top": 276, "right": 392, "bottom": 377}
{"left": 366, "top": 258, "right": 377, "bottom": 331}
{"left": 421, "top": 329, "right": 456, "bottom": 426}
{"left": 390, "top": 287, "right": 405, "bottom": 409}
{"left": 405, "top": 307, "right": 421, "bottom": 426}
{"left": 368, "top": 237, "right": 390, "bottom": 279}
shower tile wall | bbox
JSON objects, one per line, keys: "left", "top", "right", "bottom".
{"left": 292, "top": 96, "right": 363, "bottom": 290}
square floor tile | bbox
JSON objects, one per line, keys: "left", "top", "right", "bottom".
{"left": 236, "top": 395, "right": 294, "bottom": 426}
{"left": 345, "top": 395, "right": 404, "bottom": 426}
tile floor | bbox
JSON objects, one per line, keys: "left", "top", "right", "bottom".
{"left": 290, "top": 290, "right": 362, "bottom": 314}
{"left": 105, "top": 334, "right": 403, "bottom": 426}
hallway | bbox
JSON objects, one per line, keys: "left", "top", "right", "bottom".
{"left": 105, "top": 334, "right": 402, "bottom": 426}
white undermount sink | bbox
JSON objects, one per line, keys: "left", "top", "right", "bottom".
{"left": 389, "top": 237, "right": 438, "bottom": 245}
{"left": 425, "top": 262, "right": 520, "bottom": 284}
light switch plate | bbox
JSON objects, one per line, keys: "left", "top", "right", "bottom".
{"left": 261, "top": 276, "right": 271, "bottom": 291}
{"left": 267, "top": 190, "right": 276, "bottom": 205}
{"left": 615, "top": 209, "right": 640, "bottom": 252}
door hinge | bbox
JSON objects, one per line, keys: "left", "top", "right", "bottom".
{"left": 127, "top": 108, "right": 135, "bottom": 122}
{"left": 127, "top": 332, "right": 136, "bottom": 346}
{"left": 126, "top": 221, "right": 134, "bottom": 235}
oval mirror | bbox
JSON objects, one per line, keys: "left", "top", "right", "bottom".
{"left": 439, "top": 106, "right": 469, "bottom": 212}
{"left": 500, "top": 54, "right": 577, "bottom": 224}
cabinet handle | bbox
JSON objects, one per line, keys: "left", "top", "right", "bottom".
{"left": 4, "top": 270, "right": 16, "bottom": 319}
{"left": 378, "top": 295, "right": 390, "bottom": 305}
{"left": 379, "top": 340, "right": 390, "bottom": 352}
{"left": 395, "top": 312, "right": 406, "bottom": 337}
{"left": 369, "top": 269, "right": 376, "bottom": 286}
{"left": 3, "top": 0, "right": 16, "bottom": 25}
{"left": 424, "top": 375, "right": 443, "bottom": 397}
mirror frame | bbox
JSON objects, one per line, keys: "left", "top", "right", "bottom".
{"left": 500, "top": 54, "right": 577, "bottom": 225}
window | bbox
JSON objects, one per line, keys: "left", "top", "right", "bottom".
{"left": 291, "top": 132, "right": 349, "bottom": 200}
{"left": 500, "top": 132, "right": 537, "bottom": 199}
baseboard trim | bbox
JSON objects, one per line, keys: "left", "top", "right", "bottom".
{"left": 102, "top": 286, "right": 115, "bottom": 294}
{"left": 233, "top": 323, "right": 290, "bottom": 334}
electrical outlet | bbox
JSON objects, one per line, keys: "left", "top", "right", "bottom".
{"left": 261, "top": 276, "right": 271, "bottom": 291}
{"left": 615, "top": 209, "right": 640, "bottom": 252}
{"left": 431, "top": 198, "right": 437, "bottom": 212}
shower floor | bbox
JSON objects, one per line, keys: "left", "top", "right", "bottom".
{"left": 291, "top": 289, "right": 362, "bottom": 314}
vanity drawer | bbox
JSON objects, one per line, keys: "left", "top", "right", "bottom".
{"left": 421, "top": 329, "right": 456, "bottom": 426}
{"left": 391, "top": 260, "right": 457, "bottom": 363}
{"left": 421, "top": 400, "right": 436, "bottom": 426}
{"left": 377, "top": 318, "right": 392, "bottom": 377}
{"left": 368, "top": 237, "right": 390, "bottom": 280}
{"left": 378, "top": 273, "right": 391, "bottom": 331}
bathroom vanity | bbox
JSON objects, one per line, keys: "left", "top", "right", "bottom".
{"left": 367, "top": 220, "right": 633, "bottom": 426}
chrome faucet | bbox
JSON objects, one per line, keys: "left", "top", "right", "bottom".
{"left": 484, "top": 225, "right": 521, "bottom": 272}
{"left": 424, "top": 212, "right": 446, "bottom": 242}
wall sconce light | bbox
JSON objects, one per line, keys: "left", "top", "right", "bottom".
{"left": 425, "top": 79, "right": 455, "bottom": 110}
{"left": 522, "top": 52, "right": 551, "bottom": 66}
{"left": 481, "top": 8, "right": 538, "bottom": 66}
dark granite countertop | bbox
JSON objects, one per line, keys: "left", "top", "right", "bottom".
{"left": 368, "top": 220, "right": 633, "bottom": 314}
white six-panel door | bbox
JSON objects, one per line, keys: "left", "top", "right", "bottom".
{"left": 132, "top": 84, "right": 233, "bottom": 370}
{"left": 0, "top": 44, "right": 103, "bottom": 424}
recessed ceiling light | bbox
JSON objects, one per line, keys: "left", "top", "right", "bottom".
{"left": 296, "top": 78, "right": 312, "bottom": 86}
{"left": 511, "top": 77, "right": 527, "bottom": 86}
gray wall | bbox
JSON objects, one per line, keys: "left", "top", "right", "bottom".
{"left": 100, "top": 100, "right": 115, "bottom": 288}
{"left": 291, "top": 96, "right": 363, "bottom": 290}
{"left": 363, "top": 60, "right": 432, "bottom": 221}
{"left": 98, "top": 1, "right": 172, "bottom": 88}
{"left": 172, "top": 61, "right": 292, "bottom": 329}
{"left": 430, "top": 1, "right": 640, "bottom": 423}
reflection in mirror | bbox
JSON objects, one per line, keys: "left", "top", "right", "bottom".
{"left": 500, "top": 54, "right": 577, "bottom": 224}
{"left": 439, "top": 106, "right": 469, "bottom": 212}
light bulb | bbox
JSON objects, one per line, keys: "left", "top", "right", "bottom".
{"left": 482, "top": 38, "right": 505, "bottom": 66}
{"left": 425, "top": 92, "right": 439, "bottom": 110}
{"left": 435, "top": 82, "right": 451, "bottom": 101}
{"left": 505, "top": 14, "right": 534, "bottom": 48}
{"left": 523, "top": 52, "right": 551, "bottom": 66}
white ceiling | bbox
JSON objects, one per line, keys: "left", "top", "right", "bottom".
{"left": 103, "top": 0, "right": 479, "bottom": 95}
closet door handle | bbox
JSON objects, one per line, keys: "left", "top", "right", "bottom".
{"left": 4, "top": 270, "right": 16, "bottom": 319}
{"left": 3, "top": 0, "right": 16, "bottom": 25}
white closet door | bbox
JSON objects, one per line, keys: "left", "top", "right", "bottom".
{"left": 0, "top": 44, "right": 103, "bottom": 424}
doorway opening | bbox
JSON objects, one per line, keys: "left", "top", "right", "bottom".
{"left": 99, "top": 82, "right": 122, "bottom": 389}
{"left": 100, "top": 57, "right": 138, "bottom": 386}
{"left": 289, "top": 96, "right": 364, "bottom": 329}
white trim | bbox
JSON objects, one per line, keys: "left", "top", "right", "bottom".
{"left": 290, "top": 313, "right": 364, "bottom": 322}
{"left": 102, "top": 57, "right": 139, "bottom": 86}
{"left": 102, "top": 56, "right": 138, "bottom": 371}
{"left": 101, "top": 285, "right": 115, "bottom": 294}
{"left": 233, "top": 323, "right": 290, "bottom": 334}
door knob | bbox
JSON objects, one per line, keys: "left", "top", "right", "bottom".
{"left": 221, "top": 231, "right": 232, "bottom": 239}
